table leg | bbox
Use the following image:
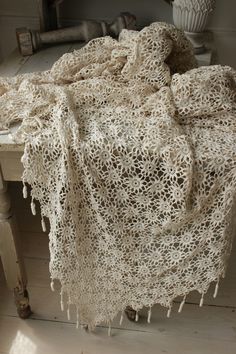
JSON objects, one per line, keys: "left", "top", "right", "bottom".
{"left": 0, "top": 170, "right": 31, "bottom": 318}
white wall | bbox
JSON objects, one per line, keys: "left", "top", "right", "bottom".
{"left": 0, "top": 0, "right": 39, "bottom": 61}
{"left": 0, "top": 0, "right": 235, "bottom": 68}
{"left": 59, "top": 0, "right": 172, "bottom": 26}
{"left": 208, "top": 0, "right": 236, "bottom": 68}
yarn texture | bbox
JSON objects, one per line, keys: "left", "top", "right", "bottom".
{"left": 0, "top": 22, "right": 236, "bottom": 329}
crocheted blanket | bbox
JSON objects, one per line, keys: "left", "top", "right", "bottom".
{"left": 0, "top": 23, "right": 236, "bottom": 330}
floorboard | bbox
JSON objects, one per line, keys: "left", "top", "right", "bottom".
{"left": 0, "top": 315, "right": 235, "bottom": 354}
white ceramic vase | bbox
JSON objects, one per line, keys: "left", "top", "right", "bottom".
{"left": 172, "top": 0, "right": 215, "bottom": 53}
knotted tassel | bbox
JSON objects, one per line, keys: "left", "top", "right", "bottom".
{"left": 147, "top": 307, "right": 152, "bottom": 323}
{"left": 41, "top": 216, "right": 46, "bottom": 232}
{"left": 67, "top": 304, "right": 71, "bottom": 321}
{"left": 60, "top": 291, "right": 64, "bottom": 311}
{"left": 135, "top": 311, "right": 139, "bottom": 322}
{"left": 199, "top": 293, "right": 204, "bottom": 307}
{"left": 178, "top": 295, "right": 186, "bottom": 313}
{"left": 119, "top": 311, "right": 124, "bottom": 326}
{"left": 213, "top": 281, "right": 219, "bottom": 299}
{"left": 50, "top": 280, "right": 55, "bottom": 292}
{"left": 167, "top": 307, "right": 172, "bottom": 318}
{"left": 31, "top": 200, "right": 36, "bottom": 215}
{"left": 76, "top": 309, "right": 79, "bottom": 329}
{"left": 108, "top": 323, "right": 112, "bottom": 337}
{"left": 22, "top": 184, "right": 28, "bottom": 199}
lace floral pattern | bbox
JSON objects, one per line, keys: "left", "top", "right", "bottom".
{"left": 0, "top": 22, "right": 235, "bottom": 329}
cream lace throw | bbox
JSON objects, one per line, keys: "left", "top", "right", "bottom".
{"left": 1, "top": 23, "right": 236, "bottom": 329}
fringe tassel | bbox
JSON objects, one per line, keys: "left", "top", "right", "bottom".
{"left": 41, "top": 216, "right": 46, "bottom": 232}
{"left": 76, "top": 309, "right": 79, "bottom": 329}
{"left": 135, "top": 311, "right": 139, "bottom": 322}
{"left": 147, "top": 307, "right": 152, "bottom": 324}
{"left": 213, "top": 281, "right": 219, "bottom": 298}
{"left": 199, "top": 293, "right": 204, "bottom": 307}
{"left": 60, "top": 291, "right": 64, "bottom": 311}
{"left": 119, "top": 311, "right": 124, "bottom": 326}
{"left": 50, "top": 280, "right": 55, "bottom": 292}
{"left": 31, "top": 200, "right": 36, "bottom": 215}
{"left": 67, "top": 304, "right": 71, "bottom": 321}
{"left": 167, "top": 306, "right": 172, "bottom": 318}
{"left": 23, "top": 184, "right": 28, "bottom": 199}
{"left": 108, "top": 323, "right": 112, "bottom": 337}
{"left": 178, "top": 295, "right": 186, "bottom": 313}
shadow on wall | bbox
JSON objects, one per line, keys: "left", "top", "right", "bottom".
{"left": 59, "top": 0, "right": 173, "bottom": 28}
{"left": 208, "top": 0, "right": 236, "bottom": 68}
{"left": 0, "top": 46, "right": 3, "bottom": 64}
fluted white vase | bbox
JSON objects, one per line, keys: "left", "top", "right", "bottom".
{"left": 172, "top": 0, "right": 215, "bottom": 53}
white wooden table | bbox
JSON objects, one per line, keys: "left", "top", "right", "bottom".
{"left": 0, "top": 43, "right": 212, "bottom": 318}
{"left": 0, "top": 43, "right": 84, "bottom": 318}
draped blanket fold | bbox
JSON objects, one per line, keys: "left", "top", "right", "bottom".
{"left": 0, "top": 22, "right": 236, "bottom": 329}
